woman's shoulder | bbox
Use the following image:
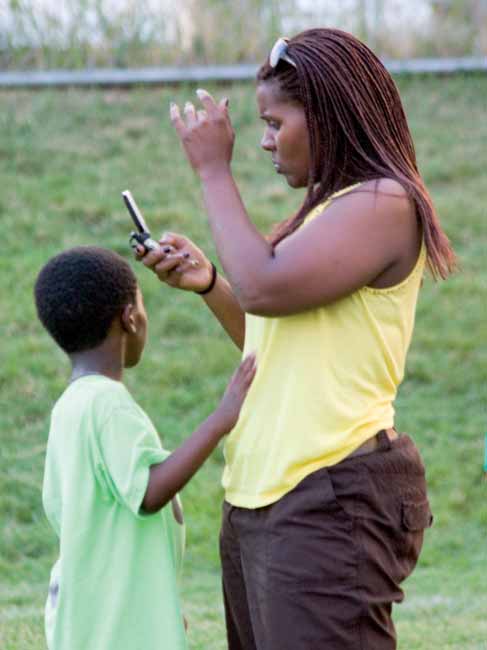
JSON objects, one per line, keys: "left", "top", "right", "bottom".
{"left": 328, "top": 177, "right": 415, "bottom": 225}
{"left": 307, "top": 178, "right": 415, "bottom": 229}
{"left": 337, "top": 178, "right": 410, "bottom": 203}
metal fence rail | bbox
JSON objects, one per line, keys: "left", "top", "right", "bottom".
{"left": 0, "top": 58, "right": 486, "bottom": 88}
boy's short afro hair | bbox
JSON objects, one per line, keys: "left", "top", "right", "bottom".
{"left": 34, "top": 246, "right": 138, "bottom": 354}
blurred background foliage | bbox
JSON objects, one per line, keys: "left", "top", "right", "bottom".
{"left": 1, "top": 0, "right": 486, "bottom": 70}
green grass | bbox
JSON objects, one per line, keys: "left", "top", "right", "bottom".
{"left": 0, "top": 75, "right": 486, "bottom": 649}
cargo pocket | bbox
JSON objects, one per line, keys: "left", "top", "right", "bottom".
{"left": 402, "top": 499, "right": 433, "bottom": 532}
{"left": 397, "top": 497, "right": 433, "bottom": 580}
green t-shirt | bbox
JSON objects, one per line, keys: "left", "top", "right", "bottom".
{"left": 43, "top": 375, "right": 187, "bottom": 650}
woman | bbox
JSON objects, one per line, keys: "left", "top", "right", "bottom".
{"left": 139, "top": 28, "right": 455, "bottom": 650}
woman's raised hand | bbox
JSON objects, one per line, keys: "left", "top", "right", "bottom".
{"left": 169, "top": 89, "right": 235, "bottom": 179}
{"left": 136, "top": 233, "right": 214, "bottom": 293}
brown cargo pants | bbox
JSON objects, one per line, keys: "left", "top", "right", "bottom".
{"left": 220, "top": 431, "right": 433, "bottom": 650}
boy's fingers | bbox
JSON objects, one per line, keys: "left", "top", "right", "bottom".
{"left": 246, "top": 362, "right": 257, "bottom": 381}
{"left": 240, "top": 356, "right": 255, "bottom": 372}
{"left": 237, "top": 355, "right": 257, "bottom": 383}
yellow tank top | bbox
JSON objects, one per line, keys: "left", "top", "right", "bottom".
{"left": 222, "top": 185, "right": 426, "bottom": 508}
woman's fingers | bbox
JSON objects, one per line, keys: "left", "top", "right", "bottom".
{"left": 218, "top": 96, "right": 230, "bottom": 115}
{"left": 196, "top": 88, "right": 220, "bottom": 118}
{"left": 170, "top": 100, "right": 208, "bottom": 134}
{"left": 184, "top": 101, "right": 197, "bottom": 128}
{"left": 172, "top": 89, "right": 229, "bottom": 126}
{"left": 160, "top": 233, "right": 203, "bottom": 262}
{"left": 139, "top": 233, "right": 200, "bottom": 274}
{"left": 170, "top": 102, "right": 186, "bottom": 137}
{"left": 158, "top": 232, "right": 185, "bottom": 248}
{"left": 140, "top": 246, "right": 168, "bottom": 268}
{"left": 197, "top": 89, "right": 231, "bottom": 126}
{"left": 154, "top": 253, "right": 187, "bottom": 276}
{"left": 134, "top": 243, "right": 146, "bottom": 260}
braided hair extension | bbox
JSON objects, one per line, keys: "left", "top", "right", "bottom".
{"left": 257, "top": 28, "right": 456, "bottom": 279}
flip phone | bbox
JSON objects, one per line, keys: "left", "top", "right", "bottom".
{"left": 122, "top": 190, "right": 159, "bottom": 254}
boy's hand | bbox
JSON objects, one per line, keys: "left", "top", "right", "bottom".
{"left": 141, "top": 355, "right": 256, "bottom": 515}
{"left": 215, "top": 354, "right": 257, "bottom": 434}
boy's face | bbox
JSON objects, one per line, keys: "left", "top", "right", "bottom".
{"left": 124, "top": 288, "right": 148, "bottom": 368}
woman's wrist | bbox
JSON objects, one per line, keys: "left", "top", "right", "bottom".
{"left": 197, "top": 163, "right": 232, "bottom": 183}
{"left": 196, "top": 262, "right": 218, "bottom": 295}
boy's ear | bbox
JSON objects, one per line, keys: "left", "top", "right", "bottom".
{"left": 120, "top": 303, "right": 137, "bottom": 334}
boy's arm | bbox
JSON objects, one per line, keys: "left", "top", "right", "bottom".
{"left": 141, "top": 354, "right": 256, "bottom": 513}
{"left": 142, "top": 411, "right": 225, "bottom": 513}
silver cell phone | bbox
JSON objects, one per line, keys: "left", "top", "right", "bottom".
{"left": 122, "top": 190, "right": 159, "bottom": 254}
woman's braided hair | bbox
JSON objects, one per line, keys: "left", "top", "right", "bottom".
{"left": 257, "top": 28, "right": 455, "bottom": 279}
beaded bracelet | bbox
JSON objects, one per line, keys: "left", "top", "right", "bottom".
{"left": 196, "top": 262, "right": 217, "bottom": 295}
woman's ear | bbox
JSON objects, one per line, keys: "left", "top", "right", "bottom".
{"left": 120, "top": 303, "right": 137, "bottom": 334}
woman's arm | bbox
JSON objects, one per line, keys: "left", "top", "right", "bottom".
{"left": 202, "top": 273, "right": 245, "bottom": 350}
{"left": 139, "top": 233, "right": 245, "bottom": 350}
{"left": 171, "top": 92, "right": 420, "bottom": 317}
{"left": 199, "top": 172, "right": 419, "bottom": 316}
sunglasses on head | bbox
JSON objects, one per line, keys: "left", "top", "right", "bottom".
{"left": 269, "top": 37, "right": 297, "bottom": 69}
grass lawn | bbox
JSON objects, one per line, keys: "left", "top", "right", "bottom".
{"left": 0, "top": 74, "right": 486, "bottom": 649}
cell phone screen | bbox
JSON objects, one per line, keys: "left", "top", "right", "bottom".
{"left": 122, "top": 190, "right": 151, "bottom": 234}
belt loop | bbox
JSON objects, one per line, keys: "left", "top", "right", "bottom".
{"left": 377, "top": 429, "right": 392, "bottom": 451}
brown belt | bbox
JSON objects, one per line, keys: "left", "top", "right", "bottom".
{"left": 347, "top": 428, "right": 398, "bottom": 460}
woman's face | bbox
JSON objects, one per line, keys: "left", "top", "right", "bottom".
{"left": 257, "top": 81, "right": 311, "bottom": 188}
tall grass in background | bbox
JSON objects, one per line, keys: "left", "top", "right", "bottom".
{"left": 0, "top": 0, "right": 284, "bottom": 69}
{"left": 1, "top": 0, "right": 486, "bottom": 70}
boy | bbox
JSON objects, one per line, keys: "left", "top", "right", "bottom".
{"left": 34, "top": 246, "right": 256, "bottom": 650}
